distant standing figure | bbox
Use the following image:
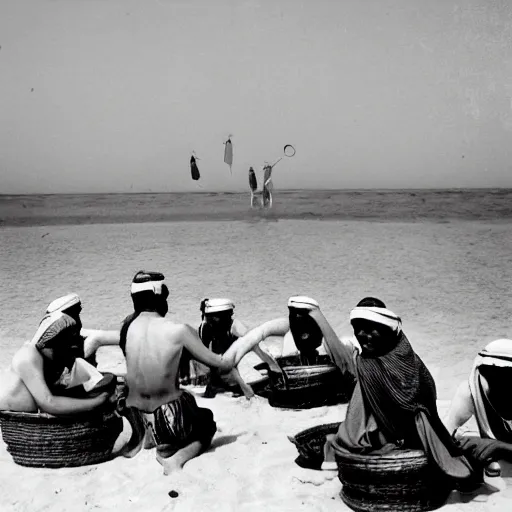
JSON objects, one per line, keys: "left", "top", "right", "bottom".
{"left": 262, "top": 157, "right": 282, "bottom": 209}
{"left": 248, "top": 167, "right": 258, "bottom": 208}
{"left": 262, "top": 163, "right": 273, "bottom": 208}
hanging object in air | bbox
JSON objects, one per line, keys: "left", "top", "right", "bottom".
{"left": 248, "top": 166, "right": 258, "bottom": 191}
{"left": 190, "top": 153, "right": 200, "bottom": 181}
{"left": 224, "top": 136, "right": 233, "bottom": 173}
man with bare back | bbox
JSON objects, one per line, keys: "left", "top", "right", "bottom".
{"left": 118, "top": 270, "right": 264, "bottom": 473}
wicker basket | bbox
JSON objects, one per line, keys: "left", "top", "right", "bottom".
{"left": 335, "top": 448, "right": 453, "bottom": 511}
{"left": 254, "top": 355, "right": 355, "bottom": 409}
{"left": 0, "top": 404, "right": 123, "bottom": 469}
{"left": 288, "top": 422, "right": 341, "bottom": 469}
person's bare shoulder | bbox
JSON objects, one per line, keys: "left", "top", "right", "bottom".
{"left": 161, "top": 319, "right": 197, "bottom": 341}
{"left": 12, "top": 343, "right": 42, "bottom": 374}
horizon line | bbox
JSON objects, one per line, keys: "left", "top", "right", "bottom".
{"left": 2, "top": 186, "right": 512, "bottom": 197}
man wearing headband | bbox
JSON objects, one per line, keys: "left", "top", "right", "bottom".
{"left": 117, "top": 271, "right": 268, "bottom": 474}
{"left": 224, "top": 296, "right": 355, "bottom": 376}
{"left": 322, "top": 297, "right": 494, "bottom": 491}
{"left": 180, "top": 298, "right": 278, "bottom": 399}
{"left": 444, "top": 339, "right": 512, "bottom": 477}
{"left": 0, "top": 293, "right": 119, "bottom": 415}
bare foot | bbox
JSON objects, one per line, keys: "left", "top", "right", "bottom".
{"left": 156, "top": 453, "right": 184, "bottom": 476}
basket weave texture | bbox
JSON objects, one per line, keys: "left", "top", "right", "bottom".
{"left": 255, "top": 354, "right": 355, "bottom": 409}
{"left": 0, "top": 405, "right": 123, "bottom": 468}
{"left": 288, "top": 422, "right": 340, "bottom": 469}
{"left": 335, "top": 448, "right": 453, "bottom": 512}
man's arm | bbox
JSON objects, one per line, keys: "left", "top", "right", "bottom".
{"left": 180, "top": 318, "right": 289, "bottom": 372}
{"left": 270, "top": 157, "right": 283, "bottom": 168}
{"left": 82, "top": 329, "right": 120, "bottom": 358}
{"left": 12, "top": 347, "right": 109, "bottom": 416}
{"left": 307, "top": 309, "right": 356, "bottom": 376}
{"left": 232, "top": 319, "right": 284, "bottom": 373}
{"left": 221, "top": 317, "right": 290, "bottom": 370}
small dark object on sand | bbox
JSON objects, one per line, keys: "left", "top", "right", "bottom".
{"left": 168, "top": 490, "right": 179, "bottom": 498}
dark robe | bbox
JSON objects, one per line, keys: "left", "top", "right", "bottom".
{"left": 328, "top": 333, "right": 480, "bottom": 483}
{"left": 190, "top": 156, "right": 200, "bottom": 181}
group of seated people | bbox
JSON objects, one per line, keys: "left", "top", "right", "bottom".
{"left": 1, "top": 270, "right": 512, "bottom": 491}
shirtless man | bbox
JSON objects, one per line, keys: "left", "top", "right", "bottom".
{"left": 0, "top": 293, "right": 119, "bottom": 415}
{"left": 119, "top": 271, "right": 266, "bottom": 473}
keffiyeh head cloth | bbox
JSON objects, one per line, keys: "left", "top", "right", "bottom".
{"left": 203, "top": 298, "right": 234, "bottom": 314}
{"left": 131, "top": 270, "right": 166, "bottom": 295}
{"left": 349, "top": 306, "right": 402, "bottom": 333}
{"left": 46, "top": 293, "right": 81, "bottom": 314}
{"left": 287, "top": 296, "right": 319, "bottom": 310}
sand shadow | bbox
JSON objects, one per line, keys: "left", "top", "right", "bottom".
{"left": 208, "top": 433, "right": 244, "bottom": 452}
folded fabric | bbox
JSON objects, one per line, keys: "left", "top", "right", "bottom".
{"left": 55, "top": 358, "right": 105, "bottom": 392}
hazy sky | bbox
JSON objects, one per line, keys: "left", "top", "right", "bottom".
{"left": 1, "top": 0, "right": 511, "bottom": 193}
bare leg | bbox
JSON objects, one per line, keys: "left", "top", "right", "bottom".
{"left": 230, "top": 367, "right": 254, "bottom": 399}
{"left": 156, "top": 440, "right": 204, "bottom": 475}
{"left": 119, "top": 407, "right": 147, "bottom": 458}
{"left": 444, "top": 381, "right": 475, "bottom": 435}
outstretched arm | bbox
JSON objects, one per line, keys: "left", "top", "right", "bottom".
{"left": 270, "top": 157, "right": 283, "bottom": 168}
{"left": 82, "top": 329, "right": 120, "bottom": 358}
{"left": 231, "top": 318, "right": 284, "bottom": 373}
{"left": 13, "top": 347, "right": 109, "bottom": 416}
{"left": 307, "top": 308, "right": 356, "bottom": 376}
{"left": 221, "top": 317, "right": 289, "bottom": 370}
{"left": 181, "top": 318, "right": 289, "bottom": 372}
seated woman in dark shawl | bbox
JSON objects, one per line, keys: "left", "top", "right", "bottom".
{"left": 322, "top": 297, "right": 485, "bottom": 489}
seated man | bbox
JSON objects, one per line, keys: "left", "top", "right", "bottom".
{"left": 322, "top": 297, "right": 487, "bottom": 489}
{"left": 444, "top": 339, "right": 512, "bottom": 477}
{"left": 180, "top": 298, "right": 279, "bottom": 399}
{"left": 225, "top": 295, "right": 355, "bottom": 374}
{"left": 0, "top": 293, "right": 118, "bottom": 415}
{"left": 118, "top": 271, "right": 268, "bottom": 473}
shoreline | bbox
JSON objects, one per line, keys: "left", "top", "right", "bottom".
{"left": 2, "top": 189, "right": 512, "bottom": 227}
{"left": 2, "top": 213, "right": 512, "bottom": 228}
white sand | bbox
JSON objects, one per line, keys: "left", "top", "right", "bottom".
{"left": 1, "top": 218, "right": 512, "bottom": 510}
{"left": 1, "top": 347, "right": 512, "bottom": 512}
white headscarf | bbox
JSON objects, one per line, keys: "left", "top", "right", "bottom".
{"left": 46, "top": 293, "right": 81, "bottom": 314}
{"left": 204, "top": 298, "right": 234, "bottom": 314}
{"left": 349, "top": 306, "right": 402, "bottom": 333}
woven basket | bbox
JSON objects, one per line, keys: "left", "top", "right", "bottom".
{"left": 255, "top": 355, "right": 355, "bottom": 409}
{"left": 0, "top": 404, "right": 123, "bottom": 468}
{"left": 288, "top": 422, "right": 341, "bottom": 469}
{"left": 335, "top": 449, "right": 453, "bottom": 512}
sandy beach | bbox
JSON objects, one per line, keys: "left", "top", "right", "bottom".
{"left": 1, "top": 191, "right": 512, "bottom": 511}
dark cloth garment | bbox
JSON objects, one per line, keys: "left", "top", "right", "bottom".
{"left": 198, "top": 321, "right": 238, "bottom": 354}
{"left": 475, "top": 372, "right": 512, "bottom": 442}
{"left": 197, "top": 322, "right": 241, "bottom": 391}
{"left": 249, "top": 171, "right": 258, "bottom": 192}
{"left": 150, "top": 390, "right": 216, "bottom": 455}
{"left": 190, "top": 156, "right": 200, "bottom": 181}
{"left": 120, "top": 312, "right": 139, "bottom": 356}
{"left": 456, "top": 435, "right": 512, "bottom": 463}
{"left": 329, "top": 333, "right": 480, "bottom": 483}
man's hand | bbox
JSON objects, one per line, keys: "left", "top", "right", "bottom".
{"left": 305, "top": 304, "right": 322, "bottom": 318}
